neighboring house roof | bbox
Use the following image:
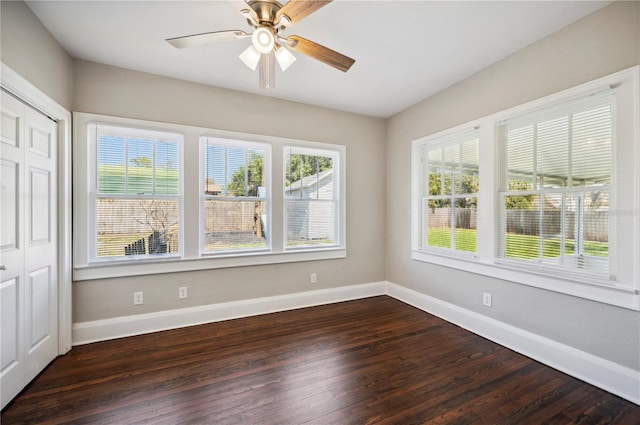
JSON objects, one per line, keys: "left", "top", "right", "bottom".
{"left": 285, "top": 169, "right": 333, "bottom": 193}
{"left": 204, "top": 182, "right": 222, "bottom": 194}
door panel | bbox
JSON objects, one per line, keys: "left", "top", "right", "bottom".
{"left": 28, "top": 267, "right": 50, "bottom": 350}
{"left": 0, "top": 95, "right": 25, "bottom": 409}
{"left": 1, "top": 160, "right": 18, "bottom": 249}
{"left": 23, "top": 106, "right": 57, "bottom": 384}
{"left": 1, "top": 95, "right": 25, "bottom": 407}
{"left": 0, "top": 275, "right": 22, "bottom": 407}
{"left": 30, "top": 168, "right": 50, "bottom": 243}
{"left": 1, "top": 106, "right": 19, "bottom": 147}
{"left": 29, "top": 127, "right": 50, "bottom": 158}
{"left": 1, "top": 91, "right": 58, "bottom": 409}
{"left": 0, "top": 278, "right": 19, "bottom": 372}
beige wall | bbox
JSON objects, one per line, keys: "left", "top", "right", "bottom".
{"left": 386, "top": 1, "right": 640, "bottom": 370}
{"left": 0, "top": 0, "right": 73, "bottom": 109}
{"left": 72, "top": 60, "right": 387, "bottom": 322}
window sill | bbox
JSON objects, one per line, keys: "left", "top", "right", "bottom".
{"left": 411, "top": 250, "right": 639, "bottom": 311}
{"left": 74, "top": 248, "right": 347, "bottom": 281}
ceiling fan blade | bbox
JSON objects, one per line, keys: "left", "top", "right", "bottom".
{"left": 166, "top": 30, "right": 248, "bottom": 49}
{"left": 276, "top": 0, "right": 332, "bottom": 26}
{"left": 285, "top": 35, "right": 355, "bottom": 73}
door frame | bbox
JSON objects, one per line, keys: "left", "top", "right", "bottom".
{"left": 1, "top": 62, "right": 72, "bottom": 355}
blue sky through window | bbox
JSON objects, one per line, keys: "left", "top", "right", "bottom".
{"left": 98, "top": 135, "right": 179, "bottom": 169}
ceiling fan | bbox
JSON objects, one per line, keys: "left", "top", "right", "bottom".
{"left": 166, "top": 0, "right": 355, "bottom": 89}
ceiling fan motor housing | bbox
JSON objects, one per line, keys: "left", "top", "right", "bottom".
{"left": 248, "top": 0, "right": 283, "bottom": 26}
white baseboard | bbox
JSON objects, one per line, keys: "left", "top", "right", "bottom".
{"left": 72, "top": 280, "right": 639, "bottom": 405}
{"left": 385, "top": 282, "right": 640, "bottom": 406}
{"left": 72, "top": 281, "right": 387, "bottom": 346}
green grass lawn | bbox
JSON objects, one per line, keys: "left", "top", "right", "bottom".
{"left": 428, "top": 228, "right": 477, "bottom": 252}
{"left": 99, "top": 165, "right": 179, "bottom": 194}
{"left": 427, "top": 228, "right": 608, "bottom": 258}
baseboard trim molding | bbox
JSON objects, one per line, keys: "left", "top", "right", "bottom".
{"left": 385, "top": 282, "right": 640, "bottom": 405}
{"left": 72, "top": 281, "right": 387, "bottom": 346}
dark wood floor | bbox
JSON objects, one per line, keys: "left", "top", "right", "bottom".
{"left": 2, "top": 296, "right": 639, "bottom": 424}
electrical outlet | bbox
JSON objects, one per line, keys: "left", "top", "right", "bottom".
{"left": 179, "top": 286, "right": 188, "bottom": 299}
{"left": 310, "top": 273, "right": 317, "bottom": 284}
{"left": 133, "top": 291, "right": 144, "bottom": 305}
{"left": 482, "top": 292, "right": 492, "bottom": 307}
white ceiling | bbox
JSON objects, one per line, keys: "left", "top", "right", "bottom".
{"left": 26, "top": 1, "right": 610, "bottom": 118}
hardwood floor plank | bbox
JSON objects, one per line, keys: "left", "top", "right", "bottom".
{"left": 2, "top": 296, "right": 639, "bottom": 424}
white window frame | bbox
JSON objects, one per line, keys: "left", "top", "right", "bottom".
{"left": 417, "top": 129, "right": 479, "bottom": 258}
{"left": 494, "top": 93, "right": 614, "bottom": 280}
{"left": 73, "top": 113, "right": 346, "bottom": 281}
{"left": 84, "top": 123, "right": 184, "bottom": 264}
{"left": 411, "top": 66, "right": 640, "bottom": 310}
{"left": 284, "top": 145, "right": 342, "bottom": 251}
{"left": 199, "top": 137, "right": 272, "bottom": 256}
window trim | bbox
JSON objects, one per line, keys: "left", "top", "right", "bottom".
{"left": 411, "top": 66, "right": 640, "bottom": 310}
{"left": 87, "top": 124, "right": 184, "bottom": 263}
{"left": 73, "top": 113, "right": 346, "bottom": 281}
{"left": 283, "top": 145, "right": 342, "bottom": 251}
{"left": 495, "top": 93, "right": 615, "bottom": 280}
{"left": 418, "top": 128, "right": 480, "bottom": 257}
{"left": 199, "top": 137, "right": 272, "bottom": 256}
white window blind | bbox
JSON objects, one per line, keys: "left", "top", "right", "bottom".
{"left": 201, "top": 138, "right": 270, "bottom": 253}
{"left": 421, "top": 129, "right": 479, "bottom": 254}
{"left": 496, "top": 93, "right": 614, "bottom": 278}
{"left": 284, "top": 146, "right": 339, "bottom": 249}
{"left": 89, "top": 125, "right": 182, "bottom": 261}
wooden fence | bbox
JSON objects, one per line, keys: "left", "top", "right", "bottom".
{"left": 96, "top": 199, "right": 262, "bottom": 234}
{"left": 427, "top": 208, "right": 608, "bottom": 242}
{"left": 427, "top": 208, "right": 477, "bottom": 230}
{"left": 505, "top": 210, "right": 608, "bottom": 242}
{"left": 96, "top": 199, "right": 179, "bottom": 234}
{"left": 204, "top": 200, "right": 263, "bottom": 232}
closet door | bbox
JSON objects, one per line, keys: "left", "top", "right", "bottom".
{"left": 1, "top": 91, "right": 58, "bottom": 409}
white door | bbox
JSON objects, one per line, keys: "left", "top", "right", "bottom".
{"left": 1, "top": 91, "right": 58, "bottom": 409}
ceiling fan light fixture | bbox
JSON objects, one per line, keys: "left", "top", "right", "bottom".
{"left": 252, "top": 27, "right": 275, "bottom": 54}
{"left": 275, "top": 45, "right": 296, "bottom": 72}
{"left": 239, "top": 45, "right": 261, "bottom": 70}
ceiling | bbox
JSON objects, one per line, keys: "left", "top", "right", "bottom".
{"left": 26, "top": 1, "right": 610, "bottom": 118}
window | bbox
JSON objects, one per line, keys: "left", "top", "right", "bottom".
{"left": 200, "top": 138, "right": 270, "bottom": 254}
{"left": 284, "top": 147, "right": 340, "bottom": 249}
{"left": 88, "top": 124, "right": 183, "bottom": 262}
{"left": 74, "top": 113, "right": 346, "bottom": 280}
{"left": 411, "top": 67, "right": 639, "bottom": 309}
{"left": 496, "top": 94, "right": 613, "bottom": 278}
{"left": 419, "top": 129, "right": 479, "bottom": 254}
